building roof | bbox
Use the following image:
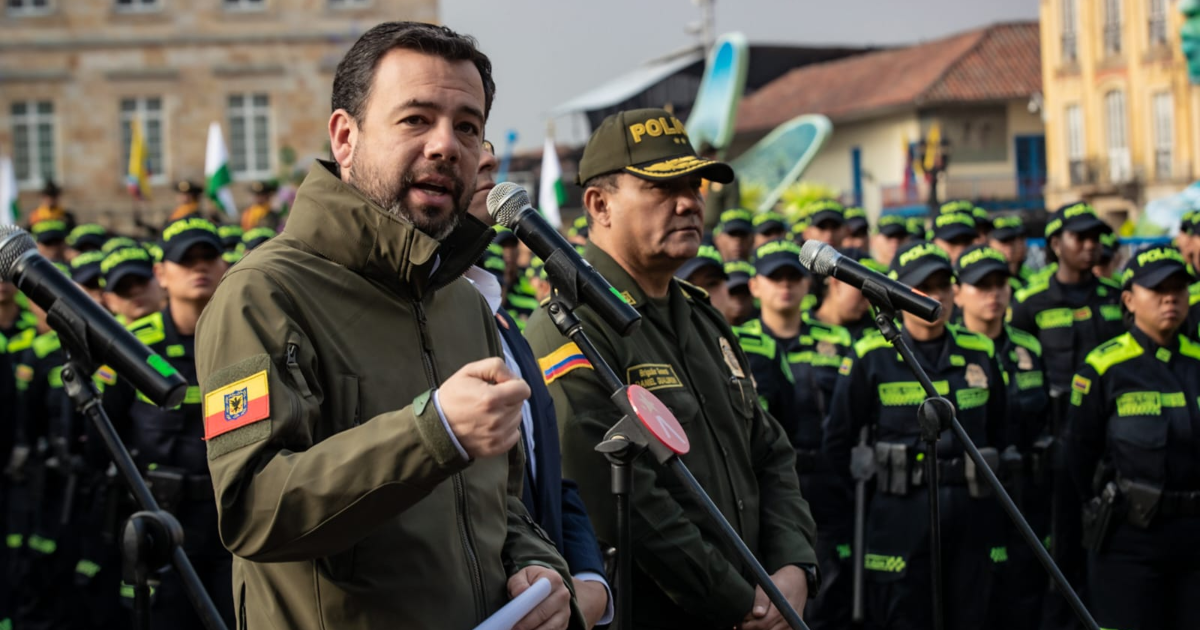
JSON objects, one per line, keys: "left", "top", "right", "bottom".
{"left": 736, "top": 22, "right": 1041, "bottom": 133}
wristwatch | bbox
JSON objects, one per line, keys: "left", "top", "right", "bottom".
{"left": 797, "top": 563, "right": 821, "bottom": 596}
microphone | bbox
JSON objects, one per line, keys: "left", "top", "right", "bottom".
{"left": 0, "top": 225, "right": 188, "bottom": 408}
{"left": 799, "top": 240, "right": 942, "bottom": 323}
{"left": 487, "top": 182, "right": 641, "bottom": 336}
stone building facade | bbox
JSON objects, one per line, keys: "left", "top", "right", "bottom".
{"left": 0, "top": 0, "right": 437, "bottom": 228}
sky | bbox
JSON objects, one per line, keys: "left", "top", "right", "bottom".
{"left": 439, "top": 0, "right": 1041, "bottom": 151}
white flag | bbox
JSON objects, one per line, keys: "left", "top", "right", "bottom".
{"left": 538, "top": 136, "right": 564, "bottom": 229}
{"left": 0, "top": 155, "right": 18, "bottom": 225}
{"left": 205, "top": 122, "right": 239, "bottom": 220}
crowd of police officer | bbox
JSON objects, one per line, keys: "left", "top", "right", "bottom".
{"left": 0, "top": 181, "right": 281, "bottom": 629}
{"left": 2, "top": 171, "right": 1199, "bottom": 630}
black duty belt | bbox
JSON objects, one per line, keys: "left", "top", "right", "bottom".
{"left": 1160, "top": 490, "right": 1200, "bottom": 517}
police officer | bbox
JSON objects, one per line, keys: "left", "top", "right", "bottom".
{"left": 737, "top": 239, "right": 855, "bottom": 630}
{"left": 797, "top": 200, "right": 846, "bottom": 249}
{"left": 526, "top": 108, "right": 819, "bottom": 630}
{"left": 0, "top": 336, "right": 15, "bottom": 630}
{"left": 952, "top": 244, "right": 1051, "bottom": 630}
{"left": 101, "top": 218, "right": 233, "bottom": 629}
{"left": 723, "top": 259, "right": 758, "bottom": 326}
{"left": 822, "top": 240, "right": 1008, "bottom": 630}
{"left": 99, "top": 246, "right": 165, "bottom": 325}
{"left": 678, "top": 245, "right": 736, "bottom": 327}
{"left": 66, "top": 224, "right": 109, "bottom": 259}
{"left": 873, "top": 214, "right": 911, "bottom": 267}
{"left": 168, "top": 181, "right": 204, "bottom": 223}
{"left": 810, "top": 248, "right": 883, "bottom": 341}
{"left": 240, "top": 226, "right": 275, "bottom": 252}
{"left": 31, "top": 220, "right": 69, "bottom": 262}
{"left": 1009, "top": 203, "right": 1123, "bottom": 621}
{"left": 1065, "top": 245, "right": 1200, "bottom": 630}
{"left": 987, "top": 215, "right": 1032, "bottom": 291}
{"left": 930, "top": 210, "right": 977, "bottom": 264}
{"left": 240, "top": 180, "right": 278, "bottom": 231}
{"left": 843, "top": 207, "right": 869, "bottom": 252}
{"left": 753, "top": 212, "right": 790, "bottom": 247}
{"left": 1094, "top": 226, "right": 1122, "bottom": 282}
{"left": 713, "top": 208, "right": 755, "bottom": 262}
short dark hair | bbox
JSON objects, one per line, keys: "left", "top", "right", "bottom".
{"left": 332, "top": 21, "right": 496, "bottom": 123}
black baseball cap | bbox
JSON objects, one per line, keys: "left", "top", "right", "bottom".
{"left": 938, "top": 200, "right": 974, "bottom": 216}
{"left": 906, "top": 216, "right": 927, "bottom": 239}
{"left": 677, "top": 245, "right": 726, "bottom": 281}
{"left": 242, "top": 227, "right": 277, "bottom": 251}
{"left": 1119, "top": 245, "right": 1192, "bottom": 290}
{"left": 751, "top": 239, "right": 807, "bottom": 277}
{"left": 161, "top": 217, "right": 222, "bottom": 263}
{"left": 802, "top": 200, "right": 846, "bottom": 229}
{"left": 931, "top": 212, "right": 977, "bottom": 242}
{"left": 844, "top": 206, "right": 869, "bottom": 234}
{"left": 716, "top": 209, "right": 754, "bottom": 236}
{"left": 576, "top": 108, "right": 733, "bottom": 185}
{"left": 890, "top": 240, "right": 953, "bottom": 287}
{"left": 31, "top": 220, "right": 68, "bottom": 244}
{"left": 67, "top": 224, "right": 108, "bottom": 251}
{"left": 568, "top": 215, "right": 589, "bottom": 240}
{"left": 69, "top": 250, "right": 106, "bottom": 286}
{"left": 102, "top": 236, "right": 140, "bottom": 254}
{"left": 753, "top": 211, "right": 789, "bottom": 235}
{"left": 218, "top": 225, "right": 244, "bottom": 250}
{"left": 990, "top": 215, "right": 1026, "bottom": 241}
{"left": 1045, "top": 202, "right": 1107, "bottom": 239}
{"left": 100, "top": 246, "right": 155, "bottom": 291}
{"left": 953, "top": 245, "right": 1011, "bottom": 286}
{"left": 877, "top": 213, "right": 909, "bottom": 237}
{"left": 725, "top": 260, "right": 755, "bottom": 291}
{"left": 1099, "top": 225, "right": 1119, "bottom": 262}
{"left": 972, "top": 206, "right": 993, "bottom": 231}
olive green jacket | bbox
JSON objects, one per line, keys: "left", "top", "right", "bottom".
{"left": 524, "top": 243, "right": 818, "bottom": 630}
{"left": 196, "top": 161, "right": 577, "bottom": 629}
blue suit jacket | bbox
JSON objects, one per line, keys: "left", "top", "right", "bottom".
{"left": 496, "top": 309, "right": 607, "bottom": 578}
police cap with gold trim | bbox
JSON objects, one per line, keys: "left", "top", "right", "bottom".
{"left": 576, "top": 108, "right": 734, "bottom": 185}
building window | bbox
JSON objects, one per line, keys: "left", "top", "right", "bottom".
{"left": 1104, "top": 0, "right": 1122, "bottom": 56}
{"left": 114, "top": 0, "right": 160, "bottom": 12}
{"left": 1105, "top": 90, "right": 1130, "bottom": 183}
{"left": 1153, "top": 91, "right": 1174, "bottom": 179}
{"left": 329, "top": 0, "right": 371, "bottom": 6}
{"left": 120, "top": 97, "right": 166, "bottom": 184}
{"left": 6, "top": 0, "right": 52, "bottom": 16}
{"left": 1061, "top": 0, "right": 1078, "bottom": 63}
{"left": 10, "top": 101, "right": 56, "bottom": 189}
{"left": 228, "top": 93, "right": 271, "bottom": 179}
{"left": 1066, "top": 104, "right": 1086, "bottom": 185}
{"left": 1149, "top": 0, "right": 1168, "bottom": 46}
{"left": 223, "top": 0, "right": 263, "bottom": 11}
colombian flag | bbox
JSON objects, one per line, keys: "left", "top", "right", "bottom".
{"left": 204, "top": 371, "right": 270, "bottom": 440}
{"left": 538, "top": 342, "right": 592, "bottom": 385}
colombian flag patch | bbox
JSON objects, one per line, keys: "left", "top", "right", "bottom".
{"left": 538, "top": 342, "right": 592, "bottom": 385}
{"left": 204, "top": 371, "right": 270, "bottom": 440}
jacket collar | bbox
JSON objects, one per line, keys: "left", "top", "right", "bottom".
{"left": 283, "top": 160, "right": 493, "bottom": 299}
{"left": 583, "top": 242, "right": 693, "bottom": 345}
{"left": 1129, "top": 324, "right": 1180, "bottom": 364}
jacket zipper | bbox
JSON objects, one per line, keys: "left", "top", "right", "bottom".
{"left": 412, "top": 298, "right": 486, "bottom": 622}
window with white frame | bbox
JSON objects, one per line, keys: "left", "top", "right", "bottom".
{"left": 1105, "top": 90, "right": 1130, "bottom": 182}
{"left": 1104, "top": 0, "right": 1122, "bottom": 55}
{"left": 228, "top": 93, "right": 271, "bottom": 179}
{"left": 119, "top": 97, "right": 166, "bottom": 184}
{"left": 1149, "top": 0, "right": 1168, "bottom": 46}
{"left": 6, "top": 0, "right": 52, "bottom": 17}
{"left": 1152, "top": 91, "right": 1174, "bottom": 179}
{"left": 1066, "top": 104, "right": 1086, "bottom": 185}
{"left": 1061, "top": 0, "right": 1078, "bottom": 63}
{"left": 114, "top": 0, "right": 160, "bottom": 13}
{"left": 10, "top": 101, "right": 57, "bottom": 188}
{"left": 222, "top": 0, "right": 263, "bottom": 11}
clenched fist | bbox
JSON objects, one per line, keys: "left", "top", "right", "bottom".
{"left": 438, "top": 358, "right": 530, "bottom": 459}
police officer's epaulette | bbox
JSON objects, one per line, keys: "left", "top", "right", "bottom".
{"left": 1014, "top": 277, "right": 1049, "bottom": 303}
{"left": 1097, "top": 276, "right": 1121, "bottom": 291}
{"left": 948, "top": 325, "right": 995, "bottom": 357}
{"left": 733, "top": 320, "right": 777, "bottom": 359}
{"left": 126, "top": 311, "right": 166, "bottom": 346}
{"left": 1084, "top": 332, "right": 1142, "bottom": 376}
{"left": 32, "top": 331, "right": 61, "bottom": 359}
{"left": 18, "top": 309, "right": 38, "bottom": 329}
{"left": 1005, "top": 326, "right": 1043, "bottom": 356}
{"left": 805, "top": 318, "right": 853, "bottom": 347}
{"left": 676, "top": 278, "right": 710, "bottom": 301}
{"left": 6, "top": 327, "right": 36, "bottom": 354}
{"left": 1178, "top": 335, "right": 1200, "bottom": 361}
{"left": 853, "top": 331, "right": 892, "bottom": 358}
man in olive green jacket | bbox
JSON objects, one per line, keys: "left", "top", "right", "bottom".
{"left": 195, "top": 23, "right": 577, "bottom": 630}
{"left": 526, "top": 109, "right": 819, "bottom": 630}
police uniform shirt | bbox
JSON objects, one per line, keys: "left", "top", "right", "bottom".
{"left": 731, "top": 320, "right": 797, "bottom": 422}
{"left": 996, "top": 325, "right": 1050, "bottom": 450}
{"left": 822, "top": 325, "right": 1009, "bottom": 477}
{"left": 1009, "top": 274, "right": 1124, "bottom": 395}
{"left": 1066, "top": 327, "right": 1200, "bottom": 497}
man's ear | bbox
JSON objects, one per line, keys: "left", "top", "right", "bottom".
{"left": 329, "top": 109, "right": 358, "bottom": 178}
{"left": 583, "top": 187, "right": 612, "bottom": 229}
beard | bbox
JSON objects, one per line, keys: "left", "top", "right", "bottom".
{"left": 350, "top": 141, "right": 471, "bottom": 241}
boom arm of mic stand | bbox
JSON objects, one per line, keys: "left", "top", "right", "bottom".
{"left": 542, "top": 255, "right": 811, "bottom": 630}
{"left": 859, "top": 281, "right": 1099, "bottom": 630}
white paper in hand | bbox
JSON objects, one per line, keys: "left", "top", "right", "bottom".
{"left": 472, "top": 577, "right": 552, "bottom": 630}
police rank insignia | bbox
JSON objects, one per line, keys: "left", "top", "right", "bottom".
{"left": 965, "top": 363, "right": 988, "bottom": 389}
{"left": 1015, "top": 346, "right": 1033, "bottom": 371}
{"left": 719, "top": 337, "right": 746, "bottom": 378}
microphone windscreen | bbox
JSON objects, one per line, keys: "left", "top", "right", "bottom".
{"left": 799, "top": 240, "right": 837, "bottom": 276}
{"left": 486, "top": 182, "right": 529, "bottom": 228}
{"left": 0, "top": 225, "right": 35, "bottom": 282}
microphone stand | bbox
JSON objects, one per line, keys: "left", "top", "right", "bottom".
{"left": 50, "top": 302, "right": 228, "bottom": 630}
{"left": 541, "top": 249, "right": 811, "bottom": 630}
{"left": 859, "top": 279, "right": 1098, "bottom": 630}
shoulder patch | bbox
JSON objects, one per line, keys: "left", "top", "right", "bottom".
{"left": 1015, "top": 279, "right": 1048, "bottom": 303}
{"left": 676, "top": 278, "right": 709, "bottom": 301}
{"left": 838, "top": 356, "right": 853, "bottom": 376}
{"left": 1084, "top": 333, "right": 1143, "bottom": 376}
{"left": 538, "top": 342, "right": 593, "bottom": 385}
{"left": 32, "top": 332, "right": 61, "bottom": 359}
{"left": 202, "top": 354, "right": 273, "bottom": 460}
{"left": 1098, "top": 276, "right": 1121, "bottom": 291}
{"left": 807, "top": 320, "right": 853, "bottom": 347}
{"left": 853, "top": 332, "right": 893, "bottom": 358}
{"left": 1005, "top": 326, "right": 1043, "bottom": 356}
{"left": 1180, "top": 335, "right": 1200, "bottom": 361}
{"left": 950, "top": 326, "right": 995, "bottom": 358}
